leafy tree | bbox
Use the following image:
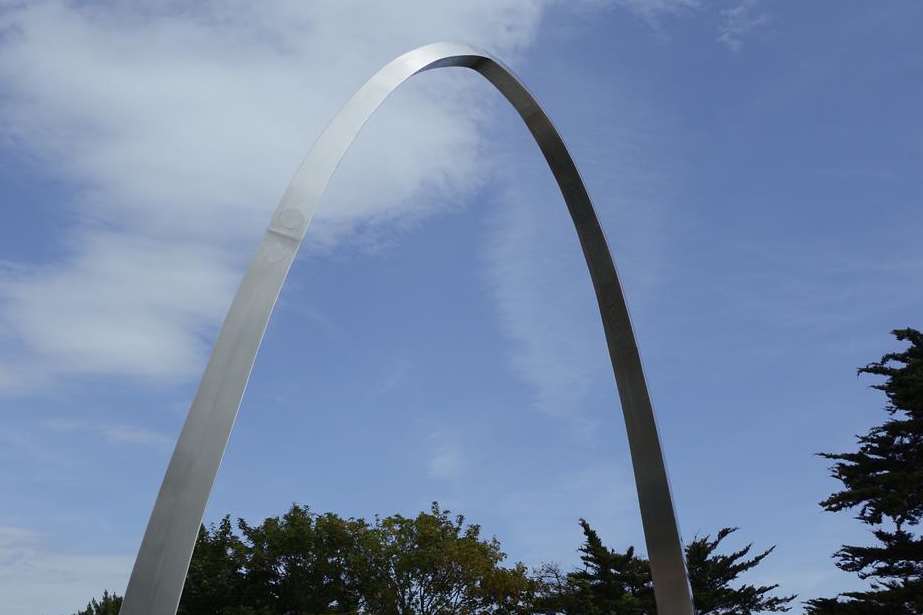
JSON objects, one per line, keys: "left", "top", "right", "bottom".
{"left": 73, "top": 590, "right": 122, "bottom": 615}
{"left": 535, "top": 520, "right": 793, "bottom": 614}
{"left": 807, "top": 328, "right": 923, "bottom": 614}
{"left": 353, "top": 502, "right": 534, "bottom": 614}
{"left": 177, "top": 516, "right": 249, "bottom": 615}
{"left": 237, "top": 505, "right": 364, "bottom": 614}
{"left": 75, "top": 503, "right": 532, "bottom": 615}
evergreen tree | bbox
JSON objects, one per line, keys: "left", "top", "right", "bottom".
{"left": 532, "top": 518, "right": 653, "bottom": 614}
{"left": 686, "top": 528, "right": 795, "bottom": 614}
{"left": 570, "top": 519, "right": 653, "bottom": 614}
{"left": 534, "top": 520, "right": 793, "bottom": 614}
{"left": 807, "top": 328, "right": 923, "bottom": 614}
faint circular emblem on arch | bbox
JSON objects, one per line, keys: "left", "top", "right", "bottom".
{"left": 275, "top": 208, "right": 306, "bottom": 235}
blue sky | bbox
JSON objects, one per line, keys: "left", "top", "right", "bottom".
{"left": 1, "top": 1, "right": 922, "bottom": 614}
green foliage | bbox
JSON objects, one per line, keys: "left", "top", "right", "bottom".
{"left": 568, "top": 519, "right": 653, "bottom": 614}
{"left": 81, "top": 502, "right": 532, "bottom": 615}
{"left": 818, "top": 329, "right": 923, "bottom": 528}
{"left": 353, "top": 503, "right": 534, "bottom": 614}
{"left": 78, "top": 507, "right": 795, "bottom": 615}
{"left": 177, "top": 516, "right": 248, "bottom": 615}
{"left": 533, "top": 520, "right": 793, "bottom": 614}
{"left": 73, "top": 590, "right": 121, "bottom": 615}
{"left": 235, "top": 506, "right": 364, "bottom": 614}
{"left": 807, "top": 328, "right": 923, "bottom": 614}
{"left": 686, "top": 528, "right": 795, "bottom": 614}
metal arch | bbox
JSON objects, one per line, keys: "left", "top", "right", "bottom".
{"left": 119, "top": 42, "right": 695, "bottom": 615}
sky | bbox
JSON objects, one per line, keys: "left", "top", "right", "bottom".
{"left": 1, "top": 1, "right": 922, "bottom": 614}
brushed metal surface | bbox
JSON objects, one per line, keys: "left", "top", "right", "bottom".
{"left": 119, "top": 42, "right": 695, "bottom": 615}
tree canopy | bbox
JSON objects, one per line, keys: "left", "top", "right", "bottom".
{"left": 74, "top": 590, "right": 122, "bottom": 615}
{"left": 76, "top": 505, "right": 792, "bottom": 615}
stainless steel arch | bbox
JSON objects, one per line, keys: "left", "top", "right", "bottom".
{"left": 120, "top": 42, "right": 694, "bottom": 615}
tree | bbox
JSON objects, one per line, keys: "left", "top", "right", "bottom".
{"left": 807, "top": 328, "right": 923, "bottom": 614}
{"left": 237, "top": 505, "right": 365, "bottom": 614}
{"left": 73, "top": 590, "right": 122, "bottom": 615}
{"left": 533, "top": 518, "right": 653, "bottom": 614}
{"left": 177, "top": 516, "right": 249, "bottom": 615}
{"left": 353, "top": 502, "right": 534, "bottom": 614}
{"left": 76, "top": 502, "right": 532, "bottom": 615}
{"left": 74, "top": 505, "right": 794, "bottom": 614}
{"left": 686, "top": 528, "right": 795, "bottom": 614}
{"left": 535, "top": 520, "right": 793, "bottom": 614}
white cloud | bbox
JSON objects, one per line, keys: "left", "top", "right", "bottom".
{"left": 616, "top": 0, "right": 701, "bottom": 25}
{"left": 0, "top": 526, "right": 131, "bottom": 615}
{"left": 427, "top": 431, "right": 465, "bottom": 480}
{"left": 0, "top": 230, "right": 238, "bottom": 387}
{"left": 483, "top": 185, "right": 611, "bottom": 418}
{"left": 718, "top": 0, "right": 769, "bottom": 51}
{"left": 0, "top": 0, "right": 554, "bottom": 391}
{"left": 42, "top": 417, "right": 172, "bottom": 448}
{"left": 101, "top": 425, "right": 172, "bottom": 448}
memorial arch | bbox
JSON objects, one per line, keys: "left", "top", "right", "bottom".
{"left": 119, "top": 42, "right": 695, "bottom": 615}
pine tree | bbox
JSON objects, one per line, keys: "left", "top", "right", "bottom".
{"left": 534, "top": 520, "right": 793, "bottom": 614}
{"left": 532, "top": 519, "right": 653, "bottom": 614}
{"left": 807, "top": 328, "right": 923, "bottom": 614}
{"left": 686, "top": 528, "right": 795, "bottom": 614}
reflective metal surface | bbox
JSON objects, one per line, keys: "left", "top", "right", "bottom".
{"left": 119, "top": 42, "right": 694, "bottom": 615}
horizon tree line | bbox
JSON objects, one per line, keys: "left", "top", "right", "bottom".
{"left": 76, "top": 504, "right": 793, "bottom": 615}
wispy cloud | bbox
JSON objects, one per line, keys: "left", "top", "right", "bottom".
{"left": 482, "top": 184, "right": 612, "bottom": 419}
{"left": 42, "top": 417, "right": 172, "bottom": 449}
{"left": 0, "top": 526, "right": 131, "bottom": 615}
{"left": 100, "top": 425, "right": 173, "bottom": 448}
{"left": 427, "top": 430, "right": 465, "bottom": 480}
{"left": 478, "top": 85, "right": 675, "bottom": 422}
{"left": 375, "top": 356, "right": 415, "bottom": 396}
{"left": 718, "top": 0, "right": 770, "bottom": 51}
{"left": 0, "top": 231, "right": 238, "bottom": 389}
{"left": 0, "top": 0, "right": 552, "bottom": 392}
{"left": 616, "top": 0, "right": 701, "bottom": 27}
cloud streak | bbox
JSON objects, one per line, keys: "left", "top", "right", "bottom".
{"left": 616, "top": 0, "right": 701, "bottom": 28}
{"left": 482, "top": 184, "right": 611, "bottom": 419}
{"left": 42, "top": 417, "right": 173, "bottom": 448}
{"left": 718, "top": 0, "right": 770, "bottom": 51}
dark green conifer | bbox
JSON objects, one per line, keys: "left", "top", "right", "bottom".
{"left": 807, "top": 329, "right": 923, "bottom": 614}
{"left": 534, "top": 520, "right": 793, "bottom": 614}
